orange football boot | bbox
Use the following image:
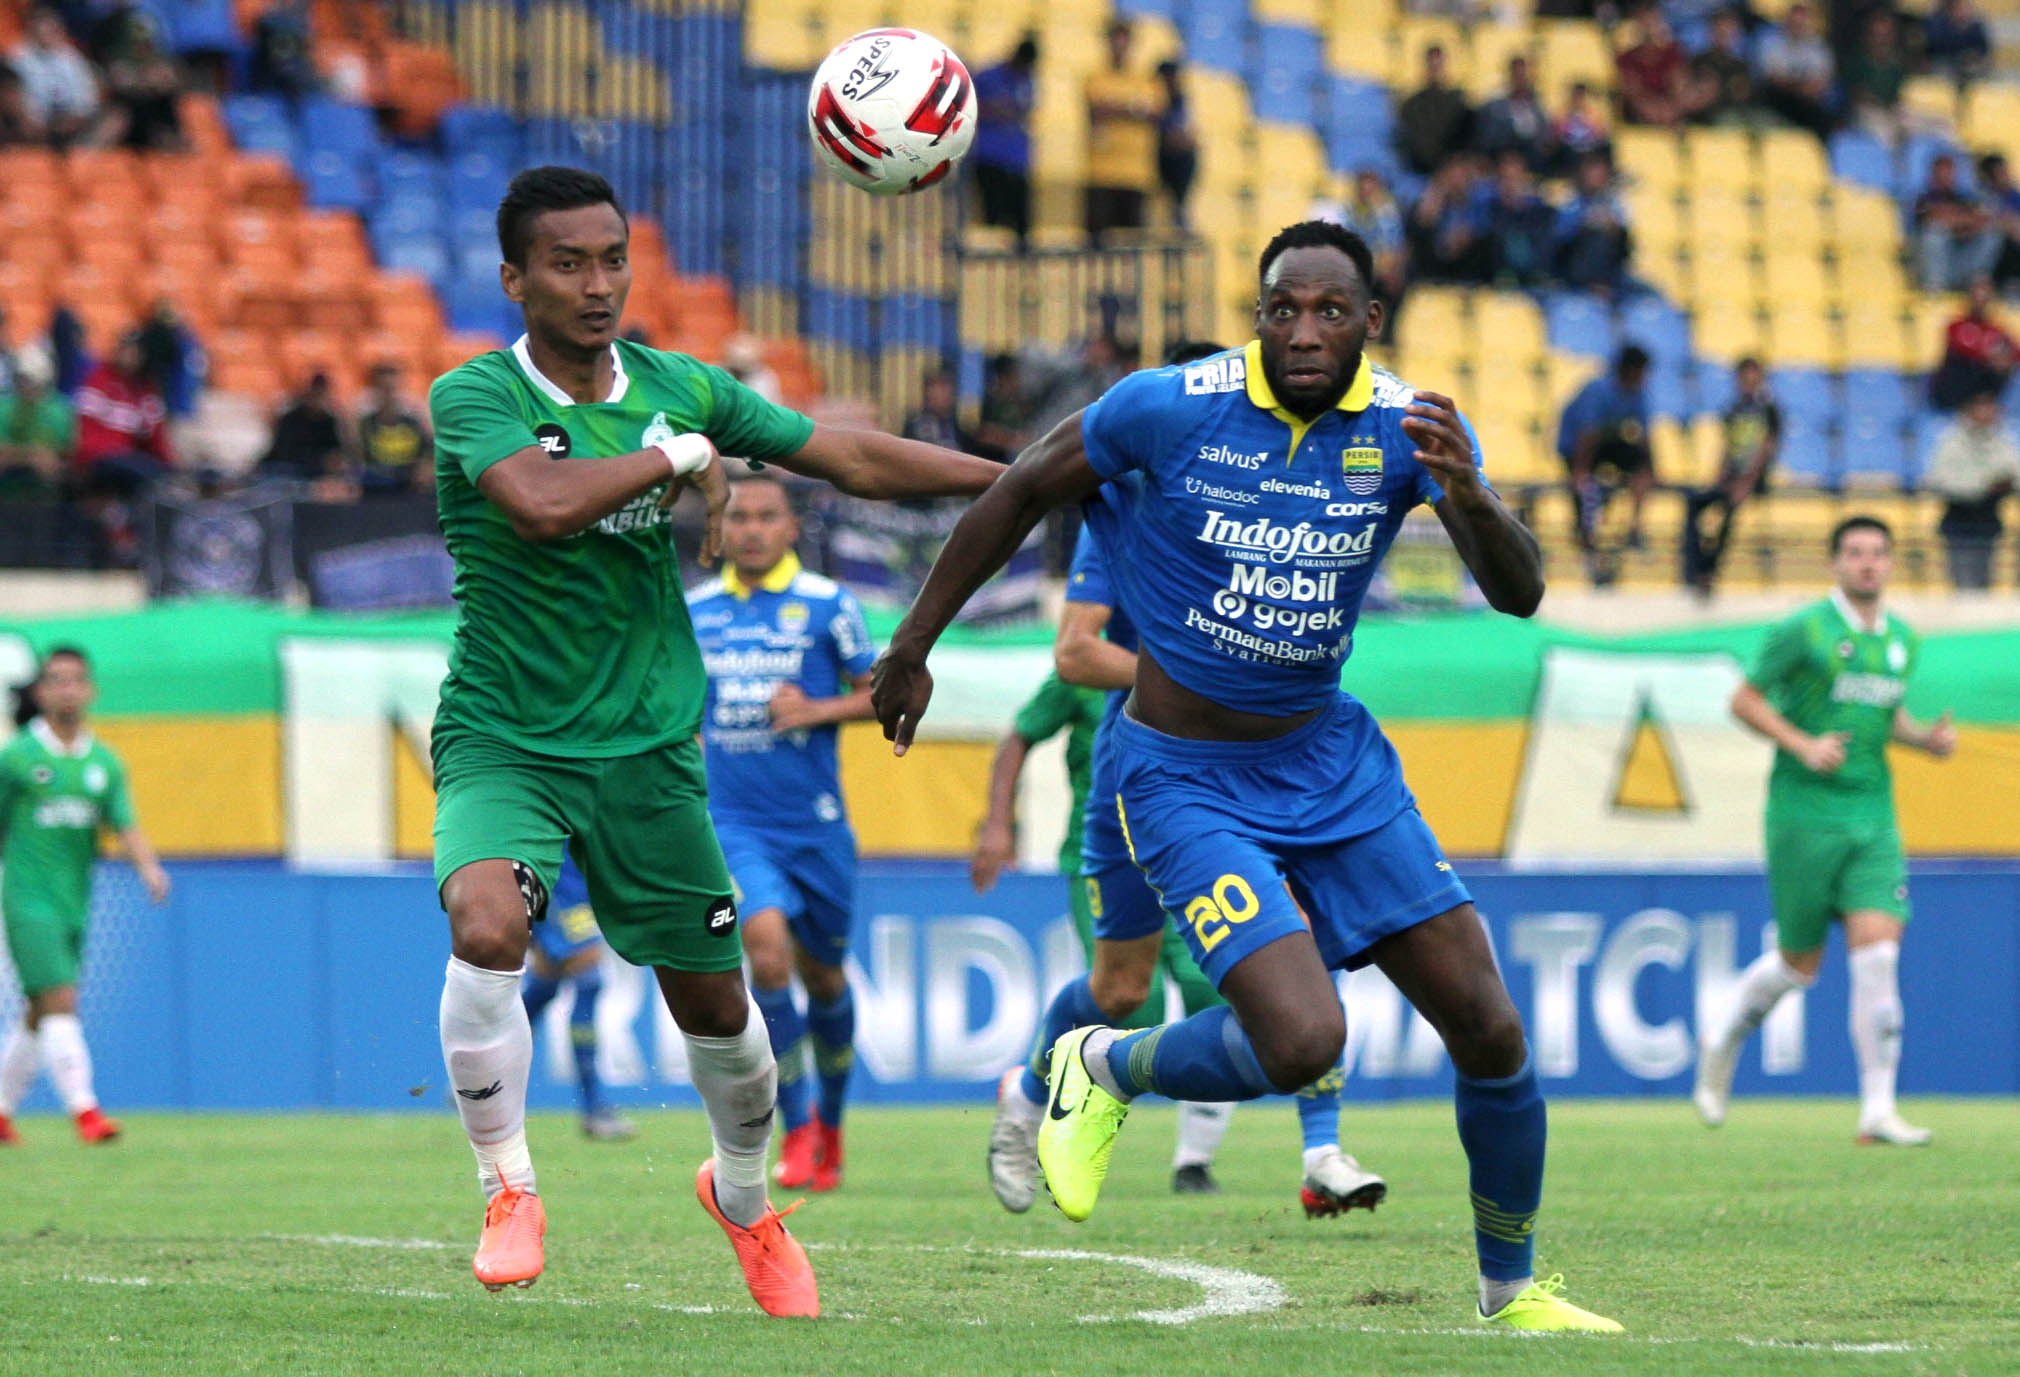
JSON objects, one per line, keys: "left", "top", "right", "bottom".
{"left": 773, "top": 1121, "right": 822, "bottom": 1189}
{"left": 811, "top": 1122, "right": 843, "bottom": 1192}
{"left": 74, "top": 1107, "right": 120, "bottom": 1143}
{"left": 0, "top": 1112, "right": 19, "bottom": 1145}
{"left": 696, "top": 1158, "right": 818, "bottom": 1318}
{"left": 472, "top": 1186, "right": 546, "bottom": 1291}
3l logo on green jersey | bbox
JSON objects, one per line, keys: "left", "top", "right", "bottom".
{"left": 534, "top": 423, "right": 571, "bottom": 458}
{"left": 1342, "top": 446, "right": 1383, "bottom": 496}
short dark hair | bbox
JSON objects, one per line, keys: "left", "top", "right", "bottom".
{"left": 1258, "top": 221, "right": 1375, "bottom": 297}
{"left": 1616, "top": 343, "right": 1651, "bottom": 376}
{"left": 1736, "top": 355, "right": 1762, "bottom": 372}
{"left": 1830, "top": 514, "right": 1892, "bottom": 553}
{"left": 497, "top": 166, "right": 625, "bottom": 267}
{"left": 1163, "top": 339, "right": 1227, "bottom": 365}
{"left": 15, "top": 645, "right": 88, "bottom": 727}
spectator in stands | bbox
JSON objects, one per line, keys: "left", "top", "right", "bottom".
{"left": 1841, "top": 10, "right": 1907, "bottom": 143}
{"left": 1929, "top": 275, "right": 2018, "bottom": 409}
{"left": 0, "top": 349, "right": 74, "bottom": 498}
{"left": 972, "top": 35, "right": 1038, "bottom": 251}
{"left": 1554, "top": 150, "right": 1634, "bottom": 298}
{"left": 1691, "top": 10, "right": 1759, "bottom": 126}
{"left": 260, "top": 372, "right": 347, "bottom": 483}
{"left": 1922, "top": 0, "right": 1991, "bottom": 86}
{"left": 1407, "top": 154, "right": 1490, "bottom": 284}
{"left": 1081, "top": 21, "right": 1164, "bottom": 247}
{"left": 723, "top": 334, "right": 783, "bottom": 405}
{"left": 1483, "top": 152, "right": 1557, "bottom": 288}
{"left": 1914, "top": 153, "right": 2004, "bottom": 292}
{"left": 0, "top": 63, "right": 44, "bottom": 146}
{"left": 1313, "top": 168, "right": 1407, "bottom": 310}
{"left": 10, "top": 8, "right": 103, "bottom": 148}
{"left": 101, "top": 19, "right": 182, "bottom": 150}
{"left": 249, "top": 0, "right": 319, "bottom": 104}
{"left": 900, "top": 367, "right": 973, "bottom": 454}
{"left": 973, "top": 353, "right": 1034, "bottom": 463}
{"left": 1756, "top": 2, "right": 1837, "bottom": 142}
{"left": 1155, "top": 59, "right": 1197, "bottom": 231}
{"left": 1682, "top": 356, "right": 1780, "bottom": 596}
{"left": 136, "top": 299, "right": 198, "bottom": 418}
{"left": 1553, "top": 80, "right": 1612, "bottom": 172}
{"left": 1395, "top": 44, "right": 1472, "bottom": 177}
{"left": 1925, "top": 389, "right": 2019, "bottom": 590}
{"left": 0, "top": 305, "right": 27, "bottom": 396}
{"left": 74, "top": 332, "right": 172, "bottom": 563}
{"left": 356, "top": 364, "right": 433, "bottom": 495}
{"left": 1558, "top": 343, "right": 1656, "bottom": 553}
{"left": 1978, "top": 153, "right": 2020, "bottom": 294}
{"left": 1473, "top": 54, "right": 1558, "bottom": 174}
{"left": 1617, "top": 9, "right": 1699, "bottom": 129}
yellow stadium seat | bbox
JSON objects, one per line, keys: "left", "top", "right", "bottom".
{"left": 1474, "top": 291, "right": 1547, "bottom": 359}
{"left": 1473, "top": 359, "right": 1545, "bottom": 419}
{"left": 1686, "top": 186, "right": 1759, "bottom": 247}
{"left": 1615, "top": 125, "right": 1683, "bottom": 190}
{"left": 1694, "top": 300, "right": 1765, "bottom": 362}
{"left": 1758, "top": 129, "right": 1827, "bottom": 191}
{"left": 1637, "top": 247, "right": 1692, "bottom": 304}
{"left": 1840, "top": 303, "right": 1916, "bottom": 370}
{"left": 1686, "top": 127, "right": 1757, "bottom": 193}
{"left": 1395, "top": 344, "right": 1472, "bottom": 393}
{"left": 1689, "top": 236, "right": 1761, "bottom": 305}
{"left": 1543, "top": 350, "right": 1603, "bottom": 408}
{"left": 1254, "top": 0, "right": 1323, "bottom": 24}
{"left": 1759, "top": 252, "right": 1835, "bottom": 308}
{"left": 1685, "top": 414, "right": 1726, "bottom": 487}
{"left": 1962, "top": 84, "right": 2020, "bottom": 158}
{"left": 1766, "top": 302, "right": 1842, "bottom": 368}
{"left": 1759, "top": 189, "right": 1828, "bottom": 253}
{"left": 1900, "top": 75, "right": 1959, "bottom": 130}
{"left": 1906, "top": 294, "right": 1962, "bottom": 369}
{"left": 1397, "top": 285, "right": 1470, "bottom": 346}
{"left": 1325, "top": 15, "right": 1393, "bottom": 81}
{"left": 1831, "top": 188, "right": 1904, "bottom": 253}
{"left": 1395, "top": 16, "right": 1470, "bottom": 89}
{"left": 1466, "top": 23, "right": 1536, "bottom": 102}
{"left": 1472, "top": 417, "right": 1541, "bottom": 479}
{"left": 1534, "top": 20, "right": 1614, "bottom": 103}
{"left": 1625, "top": 182, "right": 1681, "bottom": 239}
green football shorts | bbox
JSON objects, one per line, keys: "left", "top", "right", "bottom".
{"left": 1764, "top": 813, "right": 1912, "bottom": 954}
{"left": 3, "top": 904, "right": 87, "bottom": 996}
{"left": 1073, "top": 868, "right": 1222, "bottom": 1023}
{"left": 431, "top": 726, "right": 742, "bottom": 973}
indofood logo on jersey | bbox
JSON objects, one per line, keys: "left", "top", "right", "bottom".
{"left": 1198, "top": 511, "right": 1378, "bottom": 565}
{"left": 1341, "top": 446, "right": 1384, "bottom": 495}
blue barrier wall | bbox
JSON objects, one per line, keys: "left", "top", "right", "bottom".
{"left": 6, "top": 860, "right": 2015, "bottom": 1111}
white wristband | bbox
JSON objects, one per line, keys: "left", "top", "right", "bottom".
{"left": 652, "top": 433, "right": 715, "bottom": 478}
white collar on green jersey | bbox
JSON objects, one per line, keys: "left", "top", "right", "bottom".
{"left": 27, "top": 716, "right": 93, "bottom": 758}
{"left": 511, "top": 335, "right": 631, "bottom": 407}
{"left": 1829, "top": 586, "right": 1888, "bottom": 636}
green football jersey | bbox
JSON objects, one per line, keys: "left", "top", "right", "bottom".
{"left": 0, "top": 720, "right": 134, "bottom": 920}
{"left": 1012, "top": 672, "right": 1106, "bottom": 874}
{"left": 1748, "top": 593, "right": 1919, "bottom": 824}
{"left": 430, "top": 338, "right": 816, "bottom": 756}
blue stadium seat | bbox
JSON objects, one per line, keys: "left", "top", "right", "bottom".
{"left": 1828, "top": 131, "right": 1896, "bottom": 197}
{"left": 1324, "top": 77, "right": 1397, "bottom": 175}
{"left": 1839, "top": 414, "right": 1910, "bottom": 484}
{"left": 1691, "top": 361, "right": 1737, "bottom": 416}
{"left": 375, "top": 192, "right": 446, "bottom": 239}
{"left": 1842, "top": 368, "right": 1910, "bottom": 425}
{"left": 1115, "top": 0, "right": 1176, "bottom": 18}
{"left": 1769, "top": 368, "right": 1838, "bottom": 427}
{"left": 377, "top": 148, "right": 446, "bottom": 206}
{"left": 302, "top": 149, "right": 371, "bottom": 211}
{"left": 446, "top": 273, "right": 518, "bottom": 337}
{"left": 1543, "top": 292, "right": 1618, "bottom": 357}
{"left": 440, "top": 107, "right": 522, "bottom": 166}
{"left": 1647, "top": 359, "right": 1690, "bottom": 419}
{"left": 1906, "top": 410, "right": 1949, "bottom": 487}
{"left": 163, "top": 0, "right": 239, "bottom": 56}
{"left": 1778, "top": 416, "right": 1837, "bottom": 485}
{"left": 1251, "top": 26, "right": 1324, "bottom": 126}
{"left": 376, "top": 234, "right": 450, "bottom": 284}
{"left": 300, "top": 97, "right": 381, "bottom": 163}
{"left": 1620, "top": 296, "right": 1691, "bottom": 363}
{"left": 1902, "top": 134, "right": 1970, "bottom": 201}
{"left": 223, "top": 93, "right": 297, "bottom": 160}
{"left": 1181, "top": 0, "right": 1250, "bottom": 74}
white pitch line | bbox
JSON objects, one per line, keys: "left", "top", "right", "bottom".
{"left": 270, "top": 1234, "right": 453, "bottom": 1251}
{"left": 1009, "top": 1248, "right": 1288, "bottom": 1326}
{"left": 70, "top": 1275, "right": 153, "bottom": 1287}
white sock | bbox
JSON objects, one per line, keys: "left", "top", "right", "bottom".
{"left": 1849, "top": 941, "right": 1904, "bottom": 1125}
{"left": 1712, "top": 950, "right": 1813, "bottom": 1053}
{"left": 1173, "top": 1101, "right": 1233, "bottom": 1169}
{"left": 440, "top": 957, "right": 535, "bottom": 1198}
{"left": 0, "top": 1022, "right": 40, "bottom": 1114}
{"left": 685, "top": 997, "right": 776, "bottom": 1229}
{"left": 38, "top": 1014, "right": 97, "bottom": 1114}
{"left": 1480, "top": 1274, "right": 1532, "bottom": 1316}
{"left": 1301, "top": 1144, "right": 1340, "bottom": 1175}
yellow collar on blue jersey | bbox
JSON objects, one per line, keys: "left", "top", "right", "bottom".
{"left": 722, "top": 550, "right": 801, "bottom": 600}
{"left": 1241, "top": 341, "right": 1375, "bottom": 462}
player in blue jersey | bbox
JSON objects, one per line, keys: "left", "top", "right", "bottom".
{"left": 987, "top": 509, "right": 1388, "bottom": 1219}
{"left": 521, "top": 856, "right": 635, "bottom": 1141}
{"left": 690, "top": 474, "right": 876, "bottom": 1194}
{"left": 875, "top": 221, "right": 1620, "bottom": 1333}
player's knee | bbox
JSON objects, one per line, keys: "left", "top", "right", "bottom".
{"left": 1088, "top": 964, "right": 1152, "bottom": 1019}
{"left": 800, "top": 961, "right": 848, "bottom": 1005}
{"left": 1252, "top": 1005, "right": 1345, "bottom": 1093}
{"left": 448, "top": 906, "right": 529, "bottom": 971}
{"left": 1442, "top": 997, "right": 1527, "bottom": 1079}
{"left": 746, "top": 944, "right": 793, "bottom": 992}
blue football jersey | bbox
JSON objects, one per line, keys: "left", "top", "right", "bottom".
{"left": 1079, "top": 341, "right": 1483, "bottom": 716}
{"left": 689, "top": 552, "right": 877, "bottom": 827}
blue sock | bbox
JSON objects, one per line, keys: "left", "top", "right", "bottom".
{"left": 1022, "top": 975, "right": 1106, "bottom": 1103}
{"left": 569, "top": 970, "right": 604, "bottom": 1116}
{"left": 1455, "top": 1055, "right": 1546, "bottom": 1283}
{"left": 1293, "top": 1056, "right": 1345, "bottom": 1152}
{"left": 1105, "top": 1007, "right": 1276, "bottom": 1102}
{"left": 522, "top": 973, "right": 561, "bottom": 1022}
{"left": 806, "top": 989, "right": 855, "bottom": 1127}
{"left": 751, "top": 983, "right": 811, "bottom": 1132}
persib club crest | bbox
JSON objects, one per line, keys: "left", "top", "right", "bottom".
{"left": 1342, "top": 446, "right": 1383, "bottom": 496}
{"left": 779, "top": 601, "right": 810, "bottom": 632}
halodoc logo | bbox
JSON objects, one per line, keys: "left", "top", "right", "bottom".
{"left": 1197, "top": 511, "right": 1378, "bottom": 565}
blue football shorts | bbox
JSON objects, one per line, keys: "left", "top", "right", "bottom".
{"left": 712, "top": 818, "right": 859, "bottom": 967}
{"left": 533, "top": 860, "right": 606, "bottom": 965}
{"left": 1108, "top": 691, "right": 1470, "bottom": 988}
{"left": 1080, "top": 725, "right": 1169, "bottom": 944}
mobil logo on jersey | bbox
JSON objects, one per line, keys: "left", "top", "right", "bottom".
{"left": 1341, "top": 445, "right": 1384, "bottom": 496}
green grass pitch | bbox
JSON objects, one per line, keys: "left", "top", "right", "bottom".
{"left": 3, "top": 1097, "right": 2013, "bottom": 1375}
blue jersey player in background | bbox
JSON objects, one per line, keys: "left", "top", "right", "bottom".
{"left": 521, "top": 855, "right": 635, "bottom": 1140}
{"left": 875, "top": 221, "right": 1620, "bottom": 1334}
{"left": 689, "top": 474, "right": 877, "bottom": 1194}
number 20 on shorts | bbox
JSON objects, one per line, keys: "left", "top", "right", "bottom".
{"left": 1184, "top": 874, "right": 1260, "bottom": 954}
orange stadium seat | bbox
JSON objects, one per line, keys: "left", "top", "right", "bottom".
{"left": 177, "top": 94, "right": 231, "bottom": 157}
{"left": 356, "top": 329, "right": 438, "bottom": 379}
{"left": 296, "top": 272, "right": 374, "bottom": 331}
{"left": 230, "top": 241, "right": 302, "bottom": 286}
{"left": 381, "top": 41, "right": 464, "bottom": 137}
{"left": 0, "top": 147, "right": 61, "bottom": 190}
{"left": 297, "top": 211, "right": 373, "bottom": 271}
{"left": 63, "top": 148, "right": 144, "bottom": 200}
{"left": 279, "top": 329, "right": 360, "bottom": 394}
{"left": 226, "top": 273, "right": 300, "bottom": 332}
{"left": 436, "top": 332, "right": 504, "bottom": 375}
{"left": 223, "top": 154, "right": 302, "bottom": 211}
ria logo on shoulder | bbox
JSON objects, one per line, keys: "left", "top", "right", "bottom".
{"left": 1183, "top": 355, "right": 1245, "bottom": 395}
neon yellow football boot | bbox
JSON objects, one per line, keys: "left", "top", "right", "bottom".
{"left": 1036, "top": 1027, "right": 1130, "bottom": 1222}
{"left": 1479, "top": 1274, "right": 1623, "bottom": 1333}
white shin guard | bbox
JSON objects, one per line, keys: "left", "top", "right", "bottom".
{"left": 0, "top": 1023, "right": 40, "bottom": 1115}
{"left": 440, "top": 957, "right": 534, "bottom": 1197}
{"left": 1848, "top": 941, "right": 1904, "bottom": 1123}
{"left": 685, "top": 1000, "right": 777, "bottom": 1228}
{"left": 37, "top": 1014, "right": 96, "bottom": 1114}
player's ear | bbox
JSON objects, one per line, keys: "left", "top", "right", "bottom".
{"left": 500, "top": 260, "right": 525, "bottom": 306}
{"left": 1364, "top": 295, "right": 1385, "bottom": 341}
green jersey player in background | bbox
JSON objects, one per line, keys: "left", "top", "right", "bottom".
{"left": 0, "top": 646, "right": 170, "bottom": 1147}
{"left": 1694, "top": 516, "right": 1957, "bottom": 1145}
{"left": 428, "top": 167, "right": 999, "bottom": 1314}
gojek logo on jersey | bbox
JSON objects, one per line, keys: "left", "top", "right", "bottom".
{"left": 1198, "top": 511, "right": 1379, "bottom": 565}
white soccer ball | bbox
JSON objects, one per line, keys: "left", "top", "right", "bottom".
{"left": 806, "top": 28, "right": 976, "bottom": 196}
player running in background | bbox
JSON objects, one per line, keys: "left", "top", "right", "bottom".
{"left": 689, "top": 474, "right": 876, "bottom": 1194}
{"left": 0, "top": 647, "right": 169, "bottom": 1146}
{"left": 979, "top": 523, "right": 1386, "bottom": 1216}
{"left": 521, "top": 855, "right": 635, "bottom": 1142}
{"left": 428, "top": 166, "right": 998, "bottom": 1312}
{"left": 1695, "top": 516, "right": 1956, "bottom": 1145}
{"left": 875, "top": 221, "right": 1619, "bottom": 1332}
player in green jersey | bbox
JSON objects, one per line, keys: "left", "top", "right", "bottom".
{"left": 0, "top": 647, "right": 169, "bottom": 1147}
{"left": 1694, "top": 516, "right": 1957, "bottom": 1145}
{"left": 429, "top": 167, "right": 1000, "bottom": 1311}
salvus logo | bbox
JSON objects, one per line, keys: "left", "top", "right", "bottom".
{"left": 1342, "top": 446, "right": 1384, "bottom": 495}
{"left": 1183, "top": 356, "right": 1246, "bottom": 394}
{"left": 1198, "top": 511, "right": 1379, "bottom": 564}
{"left": 1199, "top": 443, "right": 1266, "bottom": 469}
{"left": 1227, "top": 563, "right": 1339, "bottom": 602}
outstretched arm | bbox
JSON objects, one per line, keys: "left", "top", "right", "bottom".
{"left": 873, "top": 411, "right": 1106, "bottom": 752}
{"left": 768, "top": 424, "right": 1003, "bottom": 500}
{"left": 1410, "top": 391, "right": 1545, "bottom": 617}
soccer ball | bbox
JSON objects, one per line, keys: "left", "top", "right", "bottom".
{"left": 806, "top": 28, "right": 976, "bottom": 196}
